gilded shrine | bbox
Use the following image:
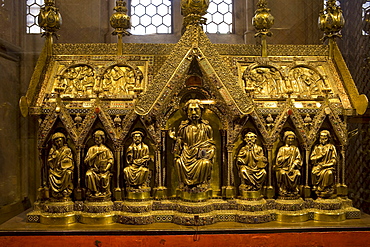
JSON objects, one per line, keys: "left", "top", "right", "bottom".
{"left": 21, "top": 0, "right": 368, "bottom": 225}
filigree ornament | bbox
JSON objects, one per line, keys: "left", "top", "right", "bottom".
{"left": 38, "top": 0, "right": 62, "bottom": 37}
{"left": 252, "top": 0, "right": 274, "bottom": 37}
{"left": 318, "top": 0, "right": 345, "bottom": 41}
{"left": 181, "top": 0, "right": 210, "bottom": 28}
{"left": 110, "top": 0, "right": 131, "bottom": 36}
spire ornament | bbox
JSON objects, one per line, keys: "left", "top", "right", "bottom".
{"left": 318, "top": 0, "right": 345, "bottom": 57}
{"left": 181, "top": 0, "right": 210, "bottom": 32}
{"left": 252, "top": 0, "right": 274, "bottom": 57}
{"left": 37, "top": 0, "right": 62, "bottom": 55}
{"left": 110, "top": 0, "right": 131, "bottom": 55}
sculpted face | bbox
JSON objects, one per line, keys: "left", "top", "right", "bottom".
{"left": 285, "top": 135, "right": 295, "bottom": 145}
{"left": 94, "top": 134, "right": 103, "bottom": 145}
{"left": 245, "top": 132, "right": 257, "bottom": 145}
{"left": 187, "top": 103, "right": 201, "bottom": 121}
{"left": 320, "top": 132, "right": 329, "bottom": 145}
{"left": 54, "top": 137, "right": 64, "bottom": 149}
{"left": 133, "top": 133, "right": 142, "bottom": 145}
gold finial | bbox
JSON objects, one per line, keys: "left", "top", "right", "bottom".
{"left": 38, "top": 0, "right": 62, "bottom": 36}
{"left": 110, "top": 0, "right": 131, "bottom": 55}
{"left": 318, "top": 0, "right": 345, "bottom": 57}
{"left": 181, "top": 0, "right": 210, "bottom": 31}
{"left": 252, "top": 0, "right": 274, "bottom": 57}
{"left": 37, "top": 0, "right": 62, "bottom": 56}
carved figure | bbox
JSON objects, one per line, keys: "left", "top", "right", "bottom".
{"left": 85, "top": 130, "right": 113, "bottom": 198}
{"left": 48, "top": 132, "right": 74, "bottom": 199}
{"left": 102, "top": 69, "right": 114, "bottom": 95}
{"left": 243, "top": 67, "right": 282, "bottom": 95}
{"left": 310, "top": 130, "right": 337, "bottom": 197}
{"left": 123, "top": 130, "right": 150, "bottom": 188}
{"left": 172, "top": 99, "right": 216, "bottom": 190}
{"left": 290, "top": 67, "right": 321, "bottom": 95}
{"left": 58, "top": 65, "right": 96, "bottom": 96}
{"left": 111, "top": 66, "right": 126, "bottom": 94}
{"left": 236, "top": 132, "right": 267, "bottom": 191}
{"left": 275, "top": 131, "right": 302, "bottom": 197}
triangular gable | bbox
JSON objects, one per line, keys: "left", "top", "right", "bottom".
{"left": 135, "top": 25, "right": 253, "bottom": 116}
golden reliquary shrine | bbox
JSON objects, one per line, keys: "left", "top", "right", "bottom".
{"left": 20, "top": 0, "right": 369, "bottom": 226}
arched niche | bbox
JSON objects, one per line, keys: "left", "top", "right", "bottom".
{"left": 80, "top": 121, "right": 116, "bottom": 199}
{"left": 232, "top": 124, "right": 268, "bottom": 197}
{"left": 120, "top": 120, "right": 157, "bottom": 192}
{"left": 164, "top": 90, "right": 224, "bottom": 198}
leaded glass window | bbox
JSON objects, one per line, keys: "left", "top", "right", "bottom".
{"left": 130, "top": 0, "right": 172, "bottom": 35}
{"left": 26, "top": 0, "right": 44, "bottom": 34}
{"left": 205, "top": 0, "right": 233, "bottom": 34}
{"left": 363, "top": 1, "right": 370, "bottom": 35}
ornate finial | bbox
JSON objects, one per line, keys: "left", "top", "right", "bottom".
{"left": 37, "top": 0, "right": 62, "bottom": 56}
{"left": 318, "top": 0, "right": 345, "bottom": 42}
{"left": 181, "top": 0, "right": 210, "bottom": 30}
{"left": 252, "top": 0, "right": 274, "bottom": 57}
{"left": 110, "top": 0, "right": 131, "bottom": 36}
{"left": 252, "top": 0, "right": 274, "bottom": 37}
{"left": 110, "top": 0, "right": 131, "bottom": 55}
{"left": 38, "top": 0, "right": 62, "bottom": 37}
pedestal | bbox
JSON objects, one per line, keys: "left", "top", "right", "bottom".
{"left": 153, "top": 186, "right": 167, "bottom": 200}
{"left": 312, "top": 198, "right": 346, "bottom": 222}
{"left": 275, "top": 198, "right": 309, "bottom": 223}
{"left": 239, "top": 190, "right": 262, "bottom": 200}
{"left": 35, "top": 200, "right": 77, "bottom": 225}
{"left": 80, "top": 200, "right": 114, "bottom": 224}
{"left": 178, "top": 189, "right": 212, "bottom": 202}
{"left": 126, "top": 187, "right": 151, "bottom": 200}
{"left": 222, "top": 186, "right": 236, "bottom": 199}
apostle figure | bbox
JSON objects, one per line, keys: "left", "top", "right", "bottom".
{"left": 275, "top": 131, "right": 302, "bottom": 197}
{"left": 123, "top": 130, "right": 150, "bottom": 188}
{"left": 310, "top": 130, "right": 337, "bottom": 197}
{"left": 236, "top": 132, "right": 267, "bottom": 191}
{"left": 48, "top": 132, "right": 74, "bottom": 199}
{"left": 85, "top": 130, "right": 113, "bottom": 198}
{"left": 172, "top": 99, "right": 216, "bottom": 190}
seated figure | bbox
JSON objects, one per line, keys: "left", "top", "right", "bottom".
{"left": 275, "top": 131, "right": 302, "bottom": 197}
{"left": 236, "top": 132, "right": 267, "bottom": 191}
{"left": 123, "top": 130, "right": 150, "bottom": 188}
{"left": 85, "top": 130, "right": 113, "bottom": 198}
{"left": 171, "top": 99, "right": 216, "bottom": 191}
{"left": 310, "top": 130, "right": 337, "bottom": 197}
{"left": 48, "top": 132, "right": 74, "bottom": 199}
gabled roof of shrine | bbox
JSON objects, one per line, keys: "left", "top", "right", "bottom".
{"left": 20, "top": 15, "right": 368, "bottom": 118}
{"left": 134, "top": 24, "right": 253, "bottom": 117}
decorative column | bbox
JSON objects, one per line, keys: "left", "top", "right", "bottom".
{"left": 153, "top": 130, "right": 168, "bottom": 199}
{"left": 110, "top": 0, "right": 131, "bottom": 55}
{"left": 264, "top": 144, "right": 274, "bottom": 199}
{"left": 318, "top": 0, "right": 345, "bottom": 57}
{"left": 303, "top": 145, "right": 312, "bottom": 199}
{"left": 37, "top": 147, "right": 47, "bottom": 202}
{"left": 222, "top": 143, "right": 236, "bottom": 199}
{"left": 252, "top": 0, "right": 274, "bottom": 57}
{"left": 114, "top": 145, "right": 123, "bottom": 201}
{"left": 73, "top": 146, "right": 83, "bottom": 201}
{"left": 337, "top": 145, "right": 348, "bottom": 198}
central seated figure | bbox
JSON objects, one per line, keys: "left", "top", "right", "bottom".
{"left": 172, "top": 99, "right": 216, "bottom": 199}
